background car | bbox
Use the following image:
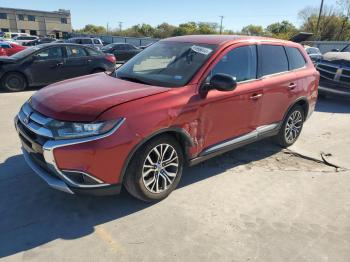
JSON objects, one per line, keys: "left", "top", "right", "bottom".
{"left": 13, "top": 35, "right": 39, "bottom": 46}
{"left": 0, "top": 43, "right": 116, "bottom": 92}
{"left": 66, "top": 37, "right": 103, "bottom": 49}
{"left": 305, "top": 46, "right": 323, "bottom": 62}
{"left": 0, "top": 42, "right": 26, "bottom": 56}
{"left": 316, "top": 44, "right": 350, "bottom": 97}
{"left": 3, "top": 32, "right": 29, "bottom": 39}
{"left": 24, "top": 37, "right": 57, "bottom": 46}
{"left": 101, "top": 43, "right": 142, "bottom": 63}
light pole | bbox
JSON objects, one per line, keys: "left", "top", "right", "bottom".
{"left": 118, "top": 21, "right": 123, "bottom": 33}
{"left": 316, "top": 0, "right": 324, "bottom": 40}
{"left": 219, "top": 16, "right": 224, "bottom": 34}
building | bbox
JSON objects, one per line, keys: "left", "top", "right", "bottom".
{"left": 0, "top": 7, "right": 72, "bottom": 38}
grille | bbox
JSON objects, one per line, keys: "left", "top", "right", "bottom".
{"left": 316, "top": 61, "right": 350, "bottom": 87}
{"left": 18, "top": 102, "right": 54, "bottom": 139}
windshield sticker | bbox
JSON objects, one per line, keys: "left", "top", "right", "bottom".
{"left": 190, "top": 45, "right": 213, "bottom": 56}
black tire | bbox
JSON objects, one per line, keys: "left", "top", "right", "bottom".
{"left": 124, "top": 135, "right": 184, "bottom": 202}
{"left": 1, "top": 72, "right": 27, "bottom": 92}
{"left": 275, "top": 105, "right": 304, "bottom": 147}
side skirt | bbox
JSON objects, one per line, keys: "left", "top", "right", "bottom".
{"left": 188, "top": 122, "right": 281, "bottom": 166}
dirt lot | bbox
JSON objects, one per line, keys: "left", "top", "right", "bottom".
{"left": 0, "top": 91, "right": 350, "bottom": 262}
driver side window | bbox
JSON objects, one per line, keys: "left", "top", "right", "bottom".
{"left": 35, "top": 47, "right": 63, "bottom": 60}
{"left": 209, "top": 45, "right": 257, "bottom": 82}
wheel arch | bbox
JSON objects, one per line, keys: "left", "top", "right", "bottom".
{"left": 283, "top": 97, "right": 309, "bottom": 121}
{"left": 119, "top": 127, "right": 194, "bottom": 183}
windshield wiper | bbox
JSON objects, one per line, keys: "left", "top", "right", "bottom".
{"left": 117, "top": 75, "right": 153, "bottom": 85}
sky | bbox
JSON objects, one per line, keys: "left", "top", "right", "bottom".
{"left": 1, "top": 0, "right": 339, "bottom": 31}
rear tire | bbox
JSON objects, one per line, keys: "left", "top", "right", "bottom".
{"left": 124, "top": 135, "right": 184, "bottom": 202}
{"left": 1, "top": 72, "right": 27, "bottom": 92}
{"left": 275, "top": 105, "right": 304, "bottom": 147}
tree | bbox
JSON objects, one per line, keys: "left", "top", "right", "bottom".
{"left": 265, "top": 20, "right": 298, "bottom": 39}
{"left": 197, "top": 22, "right": 218, "bottom": 34}
{"left": 241, "top": 24, "right": 264, "bottom": 36}
{"left": 299, "top": 5, "right": 350, "bottom": 40}
{"left": 75, "top": 24, "right": 106, "bottom": 35}
{"left": 173, "top": 22, "right": 198, "bottom": 36}
{"left": 153, "top": 23, "right": 176, "bottom": 38}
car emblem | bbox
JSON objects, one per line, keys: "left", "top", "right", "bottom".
{"left": 23, "top": 113, "right": 31, "bottom": 124}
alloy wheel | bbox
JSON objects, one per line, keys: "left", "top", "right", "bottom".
{"left": 285, "top": 111, "right": 303, "bottom": 144}
{"left": 142, "top": 143, "right": 179, "bottom": 194}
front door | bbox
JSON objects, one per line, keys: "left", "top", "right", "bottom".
{"left": 28, "top": 46, "right": 64, "bottom": 85}
{"left": 198, "top": 44, "right": 264, "bottom": 150}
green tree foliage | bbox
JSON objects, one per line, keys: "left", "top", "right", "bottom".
{"left": 74, "top": 24, "right": 106, "bottom": 35}
{"left": 265, "top": 20, "right": 298, "bottom": 39}
{"left": 241, "top": 24, "right": 264, "bottom": 36}
{"left": 299, "top": 5, "right": 350, "bottom": 40}
{"left": 74, "top": 0, "right": 350, "bottom": 41}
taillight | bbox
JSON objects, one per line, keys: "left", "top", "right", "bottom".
{"left": 105, "top": 54, "right": 116, "bottom": 63}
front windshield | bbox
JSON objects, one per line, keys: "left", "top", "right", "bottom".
{"left": 115, "top": 41, "right": 217, "bottom": 87}
{"left": 11, "top": 46, "right": 40, "bottom": 59}
{"left": 342, "top": 45, "right": 350, "bottom": 52}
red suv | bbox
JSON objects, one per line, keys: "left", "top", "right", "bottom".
{"left": 15, "top": 35, "right": 319, "bottom": 202}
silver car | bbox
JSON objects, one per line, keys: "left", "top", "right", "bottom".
{"left": 66, "top": 37, "right": 103, "bottom": 50}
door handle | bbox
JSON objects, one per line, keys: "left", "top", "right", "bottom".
{"left": 56, "top": 62, "right": 64, "bottom": 67}
{"left": 288, "top": 83, "right": 297, "bottom": 90}
{"left": 250, "top": 93, "right": 263, "bottom": 100}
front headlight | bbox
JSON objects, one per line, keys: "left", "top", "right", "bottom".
{"left": 47, "top": 118, "right": 124, "bottom": 140}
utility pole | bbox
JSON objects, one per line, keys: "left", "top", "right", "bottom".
{"left": 219, "top": 16, "right": 224, "bottom": 34}
{"left": 106, "top": 22, "right": 109, "bottom": 35}
{"left": 118, "top": 21, "right": 123, "bottom": 33}
{"left": 316, "top": 0, "right": 324, "bottom": 40}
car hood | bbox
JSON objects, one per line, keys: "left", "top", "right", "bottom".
{"left": 30, "top": 73, "right": 170, "bottom": 121}
{"left": 0, "top": 56, "right": 17, "bottom": 64}
{"left": 323, "top": 52, "right": 350, "bottom": 61}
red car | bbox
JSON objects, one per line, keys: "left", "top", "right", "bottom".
{"left": 0, "top": 42, "right": 26, "bottom": 56}
{"left": 15, "top": 35, "right": 319, "bottom": 201}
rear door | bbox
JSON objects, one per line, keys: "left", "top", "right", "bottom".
{"left": 113, "top": 44, "right": 127, "bottom": 61}
{"left": 257, "top": 44, "right": 298, "bottom": 126}
{"left": 123, "top": 44, "right": 140, "bottom": 60}
{"left": 61, "top": 45, "right": 90, "bottom": 79}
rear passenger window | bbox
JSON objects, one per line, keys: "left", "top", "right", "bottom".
{"left": 285, "top": 47, "right": 306, "bottom": 70}
{"left": 86, "top": 48, "right": 101, "bottom": 56}
{"left": 210, "top": 45, "right": 257, "bottom": 82}
{"left": 66, "top": 46, "right": 88, "bottom": 58}
{"left": 259, "top": 45, "right": 288, "bottom": 76}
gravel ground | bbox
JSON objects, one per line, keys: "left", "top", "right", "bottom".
{"left": 0, "top": 90, "right": 349, "bottom": 262}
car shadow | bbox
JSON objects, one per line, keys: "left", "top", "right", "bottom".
{"left": 0, "top": 139, "right": 281, "bottom": 258}
{"left": 316, "top": 96, "right": 350, "bottom": 114}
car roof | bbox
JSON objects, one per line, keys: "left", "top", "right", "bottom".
{"left": 163, "top": 34, "right": 293, "bottom": 46}
{"left": 70, "top": 37, "right": 101, "bottom": 40}
{"left": 34, "top": 43, "right": 101, "bottom": 50}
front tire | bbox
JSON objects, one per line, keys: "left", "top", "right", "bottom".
{"left": 275, "top": 105, "right": 304, "bottom": 147}
{"left": 124, "top": 135, "right": 184, "bottom": 202}
{"left": 1, "top": 72, "right": 27, "bottom": 92}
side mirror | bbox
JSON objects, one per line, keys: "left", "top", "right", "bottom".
{"left": 331, "top": 48, "right": 340, "bottom": 52}
{"left": 200, "top": 73, "right": 237, "bottom": 97}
